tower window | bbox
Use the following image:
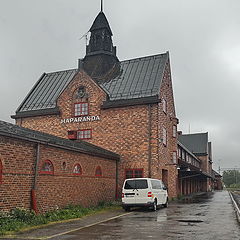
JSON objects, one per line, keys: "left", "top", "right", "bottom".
{"left": 74, "top": 102, "right": 89, "bottom": 116}
{"left": 77, "top": 129, "right": 92, "bottom": 140}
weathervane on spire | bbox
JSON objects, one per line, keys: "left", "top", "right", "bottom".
{"left": 101, "top": 0, "right": 103, "bottom": 12}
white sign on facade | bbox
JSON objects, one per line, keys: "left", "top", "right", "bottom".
{"left": 60, "top": 116, "right": 100, "bottom": 124}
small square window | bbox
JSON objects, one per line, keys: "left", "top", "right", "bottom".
{"left": 77, "top": 129, "right": 92, "bottom": 140}
{"left": 74, "top": 102, "right": 89, "bottom": 116}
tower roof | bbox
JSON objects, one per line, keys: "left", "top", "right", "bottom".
{"left": 90, "top": 11, "right": 113, "bottom": 36}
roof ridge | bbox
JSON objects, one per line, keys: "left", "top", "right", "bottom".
{"left": 45, "top": 68, "right": 77, "bottom": 75}
{"left": 120, "top": 52, "right": 168, "bottom": 63}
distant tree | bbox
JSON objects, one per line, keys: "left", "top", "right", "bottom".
{"left": 222, "top": 170, "right": 240, "bottom": 187}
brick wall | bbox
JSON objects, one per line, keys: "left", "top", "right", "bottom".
{"left": 16, "top": 60, "right": 179, "bottom": 198}
{"left": 0, "top": 135, "right": 117, "bottom": 213}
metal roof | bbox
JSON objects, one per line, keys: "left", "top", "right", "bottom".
{"left": 17, "top": 69, "right": 77, "bottom": 112}
{"left": 100, "top": 53, "right": 168, "bottom": 100}
{"left": 15, "top": 53, "right": 168, "bottom": 114}
{"left": 0, "top": 120, "right": 119, "bottom": 160}
{"left": 178, "top": 133, "right": 209, "bottom": 155}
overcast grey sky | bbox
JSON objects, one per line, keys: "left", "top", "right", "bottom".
{"left": 0, "top": 0, "right": 239, "bottom": 170}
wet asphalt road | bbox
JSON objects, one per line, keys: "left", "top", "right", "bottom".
{"left": 1, "top": 190, "right": 240, "bottom": 240}
{"left": 55, "top": 191, "right": 240, "bottom": 240}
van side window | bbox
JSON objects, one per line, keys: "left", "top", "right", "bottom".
{"left": 151, "top": 180, "right": 162, "bottom": 189}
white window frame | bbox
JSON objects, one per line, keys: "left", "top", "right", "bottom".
{"left": 162, "top": 98, "right": 167, "bottom": 113}
{"left": 162, "top": 127, "right": 167, "bottom": 146}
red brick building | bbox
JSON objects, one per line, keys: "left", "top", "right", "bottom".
{"left": 0, "top": 120, "right": 119, "bottom": 213}
{"left": 9, "top": 9, "right": 219, "bottom": 206}
{"left": 12, "top": 11, "right": 179, "bottom": 198}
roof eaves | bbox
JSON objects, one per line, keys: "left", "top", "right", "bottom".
{"left": 0, "top": 128, "right": 120, "bottom": 161}
{"left": 11, "top": 107, "right": 60, "bottom": 119}
{"left": 101, "top": 95, "right": 160, "bottom": 109}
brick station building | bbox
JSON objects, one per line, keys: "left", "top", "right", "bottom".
{"left": 11, "top": 10, "right": 179, "bottom": 198}
{"left": 7, "top": 9, "right": 219, "bottom": 211}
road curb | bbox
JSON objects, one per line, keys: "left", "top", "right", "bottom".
{"left": 229, "top": 191, "right": 240, "bottom": 223}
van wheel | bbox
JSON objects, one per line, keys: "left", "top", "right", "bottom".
{"left": 152, "top": 200, "right": 157, "bottom": 211}
{"left": 163, "top": 198, "right": 168, "bottom": 208}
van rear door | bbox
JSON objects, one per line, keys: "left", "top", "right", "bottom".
{"left": 123, "top": 179, "right": 149, "bottom": 204}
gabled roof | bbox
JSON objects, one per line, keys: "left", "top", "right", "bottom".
{"left": 12, "top": 53, "right": 168, "bottom": 118}
{"left": 0, "top": 120, "right": 120, "bottom": 161}
{"left": 90, "top": 11, "right": 113, "bottom": 35}
{"left": 178, "top": 132, "right": 209, "bottom": 155}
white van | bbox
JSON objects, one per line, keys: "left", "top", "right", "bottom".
{"left": 122, "top": 178, "right": 168, "bottom": 211}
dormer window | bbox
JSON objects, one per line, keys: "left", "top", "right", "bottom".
{"left": 74, "top": 102, "right": 89, "bottom": 116}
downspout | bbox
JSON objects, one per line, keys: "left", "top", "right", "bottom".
{"left": 115, "top": 159, "right": 119, "bottom": 200}
{"left": 148, "top": 104, "right": 152, "bottom": 178}
{"left": 31, "top": 143, "right": 40, "bottom": 213}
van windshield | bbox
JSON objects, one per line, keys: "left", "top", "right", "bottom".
{"left": 124, "top": 179, "right": 148, "bottom": 189}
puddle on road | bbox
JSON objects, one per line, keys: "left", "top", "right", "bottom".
{"left": 178, "top": 219, "right": 204, "bottom": 223}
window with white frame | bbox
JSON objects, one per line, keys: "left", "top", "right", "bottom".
{"left": 162, "top": 127, "right": 167, "bottom": 146}
{"left": 172, "top": 152, "right": 177, "bottom": 164}
{"left": 74, "top": 102, "right": 89, "bottom": 116}
{"left": 77, "top": 129, "right": 92, "bottom": 140}
{"left": 173, "top": 125, "right": 177, "bottom": 138}
{"left": 162, "top": 98, "right": 167, "bottom": 113}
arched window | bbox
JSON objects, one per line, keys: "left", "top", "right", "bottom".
{"left": 40, "top": 160, "right": 54, "bottom": 174}
{"left": 0, "top": 160, "right": 2, "bottom": 184}
{"left": 95, "top": 166, "right": 102, "bottom": 177}
{"left": 73, "top": 164, "right": 82, "bottom": 175}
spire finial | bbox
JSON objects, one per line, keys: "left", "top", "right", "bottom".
{"left": 101, "top": 0, "right": 103, "bottom": 12}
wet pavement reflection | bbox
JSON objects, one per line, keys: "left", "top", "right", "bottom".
{"left": 56, "top": 191, "right": 240, "bottom": 240}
